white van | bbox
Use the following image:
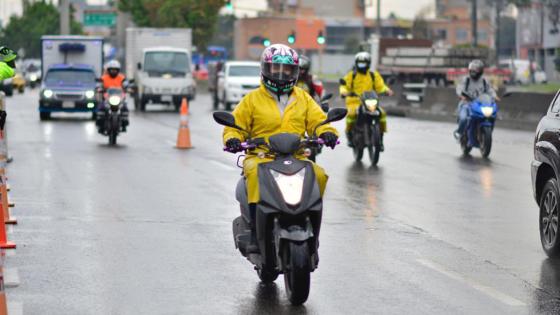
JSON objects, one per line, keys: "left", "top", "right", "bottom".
{"left": 499, "top": 59, "right": 547, "bottom": 85}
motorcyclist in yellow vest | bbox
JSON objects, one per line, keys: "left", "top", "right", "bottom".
{"left": 340, "top": 52, "right": 393, "bottom": 150}
{"left": 0, "top": 47, "right": 17, "bottom": 130}
{"left": 222, "top": 44, "right": 339, "bottom": 252}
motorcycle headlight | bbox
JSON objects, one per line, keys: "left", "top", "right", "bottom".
{"left": 85, "top": 90, "right": 95, "bottom": 99}
{"left": 270, "top": 168, "right": 306, "bottom": 206}
{"left": 43, "top": 89, "right": 53, "bottom": 98}
{"left": 365, "top": 99, "right": 378, "bottom": 112}
{"left": 29, "top": 74, "right": 37, "bottom": 81}
{"left": 481, "top": 106, "right": 494, "bottom": 117}
{"left": 108, "top": 95, "right": 122, "bottom": 106}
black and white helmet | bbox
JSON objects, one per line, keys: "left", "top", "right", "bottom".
{"left": 354, "top": 51, "right": 371, "bottom": 73}
{"left": 468, "top": 59, "right": 484, "bottom": 80}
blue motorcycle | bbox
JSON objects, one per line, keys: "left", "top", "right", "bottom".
{"left": 460, "top": 92, "right": 498, "bottom": 158}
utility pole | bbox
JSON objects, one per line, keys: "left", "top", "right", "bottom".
{"left": 471, "top": 0, "right": 478, "bottom": 47}
{"left": 376, "top": 0, "right": 382, "bottom": 37}
{"left": 60, "top": 0, "right": 70, "bottom": 35}
{"left": 495, "top": 0, "right": 502, "bottom": 62}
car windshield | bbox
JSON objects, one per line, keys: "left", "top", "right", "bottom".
{"left": 144, "top": 52, "right": 190, "bottom": 77}
{"left": 45, "top": 69, "right": 95, "bottom": 85}
{"left": 478, "top": 94, "right": 494, "bottom": 105}
{"left": 228, "top": 65, "right": 260, "bottom": 77}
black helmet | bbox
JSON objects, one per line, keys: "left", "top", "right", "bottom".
{"left": 468, "top": 59, "right": 484, "bottom": 81}
{"left": 355, "top": 52, "right": 371, "bottom": 74}
{"left": 299, "top": 55, "right": 311, "bottom": 71}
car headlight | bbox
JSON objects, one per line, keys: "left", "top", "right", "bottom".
{"left": 108, "top": 95, "right": 122, "bottom": 106}
{"left": 29, "top": 74, "right": 37, "bottom": 81}
{"left": 43, "top": 89, "right": 53, "bottom": 98}
{"left": 365, "top": 99, "right": 378, "bottom": 112}
{"left": 270, "top": 168, "right": 306, "bottom": 206}
{"left": 85, "top": 90, "right": 95, "bottom": 99}
{"left": 481, "top": 106, "right": 494, "bottom": 117}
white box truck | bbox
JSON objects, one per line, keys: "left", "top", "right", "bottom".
{"left": 126, "top": 28, "right": 196, "bottom": 111}
{"left": 39, "top": 36, "right": 104, "bottom": 120}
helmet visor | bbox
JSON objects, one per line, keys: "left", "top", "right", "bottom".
{"left": 263, "top": 62, "right": 299, "bottom": 82}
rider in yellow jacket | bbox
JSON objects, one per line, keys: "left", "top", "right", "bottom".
{"left": 223, "top": 44, "right": 338, "bottom": 205}
{"left": 0, "top": 47, "right": 17, "bottom": 130}
{"left": 340, "top": 51, "right": 393, "bottom": 150}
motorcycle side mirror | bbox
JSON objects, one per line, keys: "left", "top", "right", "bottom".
{"left": 339, "top": 78, "right": 347, "bottom": 85}
{"left": 326, "top": 108, "right": 348, "bottom": 123}
{"left": 321, "top": 93, "right": 333, "bottom": 102}
{"left": 128, "top": 79, "right": 135, "bottom": 85}
{"left": 321, "top": 103, "right": 330, "bottom": 113}
{"left": 213, "top": 111, "right": 244, "bottom": 131}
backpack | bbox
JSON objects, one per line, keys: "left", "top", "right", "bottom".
{"left": 465, "top": 76, "right": 488, "bottom": 95}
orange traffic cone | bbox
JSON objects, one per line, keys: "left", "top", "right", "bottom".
{"left": 0, "top": 178, "right": 14, "bottom": 249}
{"left": 175, "top": 98, "right": 193, "bottom": 149}
{"left": 0, "top": 271, "right": 7, "bottom": 315}
{"left": 0, "top": 174, "right": 15, "bottom": 225}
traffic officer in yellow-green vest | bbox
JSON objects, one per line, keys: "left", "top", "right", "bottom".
{"left": 0, "top": 46, "right": 17, "bottom": 130}
{"left": 339, "top": 51, "right": 393, "bottom": 150}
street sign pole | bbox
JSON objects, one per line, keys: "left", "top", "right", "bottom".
{"left": 60, "top": 0, "right": 70, "bottom": 35}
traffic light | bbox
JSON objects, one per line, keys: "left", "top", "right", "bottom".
{"left": 225, "top": 0, "right": 233, "bottom": 10}
{"left": 317, "top": 31, "right": 325, "bottom": 45}
{"left": 288, "top": 31, "right": 296, "bottom": 44}
{"left": 263, "top": 38, "right": 271, "bottom": 47}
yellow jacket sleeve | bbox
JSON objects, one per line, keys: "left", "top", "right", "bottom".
{"left": 373, "top": 71, "right": 389, "bottom": 94}
{"left": 0, "top": 62, "right": 14, "bottom": 81}
{"left": 222, "top": 96, "right": 253, "bottom": 144}
{"left": 305, "top": 95, "right": 339, "bottom": 137}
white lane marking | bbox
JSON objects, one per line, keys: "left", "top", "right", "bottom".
{"left": 416, "top": 259, "right": 526, "bottom": 307}
{"left": 7, "top": 301, "right": 23, "bottom": 315}
{"left": 3, "top": 268, "right": 20, "bottom": 288}
{"left": 210, "top": 160, "right": 237, "bottom": 171}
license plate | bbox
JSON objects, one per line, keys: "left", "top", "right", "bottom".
{"left": 406, "top": 94, "right": 421, "bottom": 102}
{"left": 62, "top": 101, "right": 75, "bottom": 108}
{"left": 161, "top": 95, "right": 172, "bottom": 102}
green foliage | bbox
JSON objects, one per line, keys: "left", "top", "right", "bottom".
{"left": 0, "top": 0, "right": 83, "bottom": 58}
{"left": 119, "top": 0, "right": 225, "bottom": 50}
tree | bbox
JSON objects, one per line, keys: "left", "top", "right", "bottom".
{"left": 412, "top": 4, "right": 433, "bottom": 40}
{"left": 0, "top": 0, "right": 83, "bottom": 58}
{"left": 119, "top": 0, "right": 225, "bottom": 51}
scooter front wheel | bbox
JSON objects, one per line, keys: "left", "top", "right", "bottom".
{"left": 284, "top": 241, "right": 311, "bottom": 305}
{"left": 257, "top": 266, "right": 279, "bottom": 283}
{"left": 353, "top": 146, "right": 364, "bottom": 162}
{"left": 460, "top": 134, "right": 471, "bottom": 156}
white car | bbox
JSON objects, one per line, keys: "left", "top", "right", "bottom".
{"left": 499, "top": 59, "right": 547, "bottom": 85}
{"left": 217, "top": 61, "right": 261, "bottom": 110}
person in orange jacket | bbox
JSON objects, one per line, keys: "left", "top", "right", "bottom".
{"left": 97, "top": 60, "right": 129, "bottom": 132}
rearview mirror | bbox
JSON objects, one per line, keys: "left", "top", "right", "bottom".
{"left": 321, "top": 93, "right": 333, "bottom": 102}
{"left": 325, "top": 108, "right": 347, "bottom": 123}
{"left": 213, "top": 111, "right": 244, "bottom": 131}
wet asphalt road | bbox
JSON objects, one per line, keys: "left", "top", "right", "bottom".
{"left": 2, "top": 89, "right": 559, "bottom": 314}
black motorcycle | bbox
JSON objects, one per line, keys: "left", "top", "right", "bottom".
{"left": 304, "top": 93, "right": 333, "bottom": 162}
{"left": 98, "top": 88, "right": 128, "bottom": 145}
{"left": 213, "top": 108, "right": 347, "bottom": 305}
{"left": 351, "top": 91, "right": 383, "bottom": 165}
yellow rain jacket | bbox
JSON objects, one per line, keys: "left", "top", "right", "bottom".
{"left": 340, "top": 70, "right": 388, "bottom": 132}
{"left": 0, "top": 62, "right": 14, "bottom": 81}
{"left": 223, "top": 85, "right": 338, "bottom": 203}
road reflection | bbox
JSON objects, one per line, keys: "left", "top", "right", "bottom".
{"left": 457, "top": 155, "right": 494, "bottom": 197}
{"left": 533, "top": 259, "right": 560, "bottom": 313}
{"left": 236, "top": 282, "right": 308, "bottom": 315}
{"left": 345, "top": 163, "right": 384, "bottom": 223}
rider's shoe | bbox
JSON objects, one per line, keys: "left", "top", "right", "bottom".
{"left": 453, "top": 130, "right": 461, "bottom": 140}
{"left": 346, "top": 131, "right": 354, "bottom": 147}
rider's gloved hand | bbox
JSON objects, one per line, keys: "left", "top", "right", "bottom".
{"left": 225, "top": 138, "right": 243, "bottom": 152}
{"left": 320, "top": 132, "right": 338, "bottom": 149}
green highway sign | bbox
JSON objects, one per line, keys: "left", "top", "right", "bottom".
{"left": 84, "top": 12, "right": 117, "bottom": 27}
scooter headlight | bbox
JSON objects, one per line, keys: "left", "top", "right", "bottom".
{"left": 108, "top": 95, "right": 122, "bottom": 106}
{"left": 481, "top": 106, "right": 494, "bottom": 118}
{"left": 85, "top": 90, "right": 95, "bottom": 99}
{"left": 270, "top": 168, "right": 306, "bottom": 206}
{"left": 29, "top": 74, "right": 37, "bottom": 81}
{"left": 365, "top": 99, "right": 378, "bottom": 112}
